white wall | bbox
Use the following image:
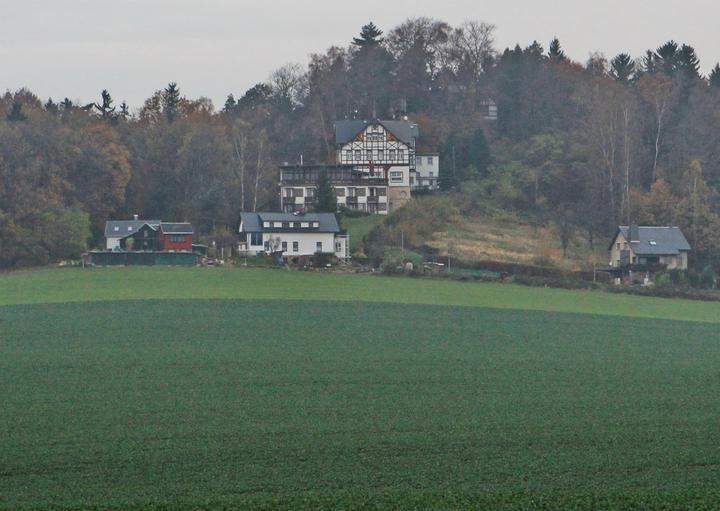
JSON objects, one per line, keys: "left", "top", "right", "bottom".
{"left": 262, "top": 232, "right": 336, "bottom": 256}
{"left": 243, "top": 231, "right": 348, "bottom": 258}
{"left": 387, "top": 165, "right": 410, "bottom": 187}
{"left": 415, "top": 154, "right": 440, "bottom": 189}
{"left": 106, "top": 238, "right": 120, "bottom": 250}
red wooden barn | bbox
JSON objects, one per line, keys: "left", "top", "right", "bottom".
{"left": 158, "top": 223, "right": 194, "bottom": 251}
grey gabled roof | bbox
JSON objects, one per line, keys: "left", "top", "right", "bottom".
{"left": 614, "top": 226, "right": 691, "bottom": 255}
{"left": 379, "top": 120, "right": 419, "bottom": 144}
{"left": 160, "top": 222, "right": 194, "bottom": 234}
{"left": 334, "top": 119, "right": 419, "bottom": 145}
{"left": 105, "top": 219, "right": 161, "bottom": 238}
{"left": 239, "top": 212, "right": 340, "bottom": 233}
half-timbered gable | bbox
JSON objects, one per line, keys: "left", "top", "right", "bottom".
{"left": 279, "top": 119, "right": 422, "bottom": 215}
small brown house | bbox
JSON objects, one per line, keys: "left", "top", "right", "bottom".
{"left": 609, "top": 225, "right": 690, "bottom": 270}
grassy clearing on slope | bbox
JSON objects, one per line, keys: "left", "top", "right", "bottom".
{"left": 1, "top": 266, "right": 719, "bottom": 323}
{"left": 339, "top": 214, "right": 382, "bottom": 255}
{"left": 2, "top": 300, "right": 719, "bottom": 509}
{"left": 426, "top": 212, "right": 600, "bottom": 269}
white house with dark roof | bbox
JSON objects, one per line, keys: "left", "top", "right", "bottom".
{"left": 238, "top": 212, "right": 348, "bottom": 259}
{"left": 609, "top": 225, "right": 691, "bottom": 269}
{"left": 104, "top": 216, "right": 160, "bottom": 250}
{"left": 280, "top": 119, "right": 420, "bottom": 214}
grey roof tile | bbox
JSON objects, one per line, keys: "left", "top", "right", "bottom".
{"left": 334, "top": 119, "right": 419, "bottom": 145}
{"left": 239, "top": 212, "right": 340, "bottom": 233}
{"left": 160, "top": 223, "right": 194, "bottom": 234}
{"left": 616, "top": 226, "right": 691, "bottom": 255}
{"left": 105, "top": 220, "right": 160, "bottom": 238}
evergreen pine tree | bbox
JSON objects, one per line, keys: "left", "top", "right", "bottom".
{"left": 525, "top": 41, "right": 545, "bottom": 59}
{"left": 655, "top": 40, "right": 679, "bottom": 75}
{"left": 6, "top": 101, "right": 27, "bottom": 122}
{"left": 352, "top": 22, "right": 384, "bottom": 47}
{"left": 162, "top": 82, "right": 181, "bottom": 123}
{"left": 44, "top": 98, "right": 58, "bottom": 113}
{"left": 676, "top": 44, "right": 701, "bottom": 80}
{"left": 119, "top": 101, "right": 130, "bottom": 119}
{"left": 610, "top": 53, "right": 635, "bottom": 83}
{"left": 709, "top": 63, "right": 720, "bottom": 88}
{"left": 315, "top": 170, "right": 337, "bottom": 213}
{"left": 223, "top": 94, "right": 237, "bottom": 113}
{"left": 548, "top": 37, "right": 566, "bottom": 62}
{"left": 94, "top": 89, "right": 116, "bottom": 119}
{"left": 642, "top": 50, "right": 657, "bottom": 74}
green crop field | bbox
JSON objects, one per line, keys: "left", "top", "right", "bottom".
{"left": 1, "top": 268, "right": 720, "bottom": 510}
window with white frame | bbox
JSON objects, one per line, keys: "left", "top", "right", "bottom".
{"left": 390, "top": 171, "right": 403, "bottom": 183}
{"left": 427, "top": 156, "right": 434, "bottom": 164}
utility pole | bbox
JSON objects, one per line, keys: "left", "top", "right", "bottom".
{"left": 452, "top": 144, "right": 456, "bottom": 185}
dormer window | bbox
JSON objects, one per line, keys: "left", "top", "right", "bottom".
{"left": 114, "top": 226, "right": 119, "bottom": 232}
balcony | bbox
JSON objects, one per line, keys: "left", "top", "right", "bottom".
{"left": 280, "top": 164, "right": 388, "bottom": 186}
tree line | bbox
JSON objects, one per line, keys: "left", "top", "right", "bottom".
{"left": 2, "top": 18, "right": 720, "bottom": 267}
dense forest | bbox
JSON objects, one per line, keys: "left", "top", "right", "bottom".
{"left": 2, "top": 18, "right": 720, "bottom": 268}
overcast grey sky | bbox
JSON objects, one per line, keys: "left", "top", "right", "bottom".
{"left": 1, "top": 0, "right": 718, "bottom": 109}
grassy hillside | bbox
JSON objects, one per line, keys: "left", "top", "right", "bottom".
{"left": 339, "top": 214, "right": 382, "bottom": 255}
{"left": 2, "top": 268, "right": 720, "bottom": 509}
{"left": 1, "top": 267, "right": 719, "bottom": 323}
{"left": 356, "top": 196, "right": 602, "bottom": 270}
{"left": 428, "top": 214, "right": 599, "bottom": 269}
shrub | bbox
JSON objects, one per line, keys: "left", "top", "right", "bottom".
{"left": 239, "top": 253, "right": 277, "bottom": 267}
{"left": 312, "top": 252, "right": 335, "bottom": 267}
{"left": 338, "top": 206, "right": 371, "bottom": 218}
{"left": 699, "top": 265, "right": 717, "bottom": 289}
